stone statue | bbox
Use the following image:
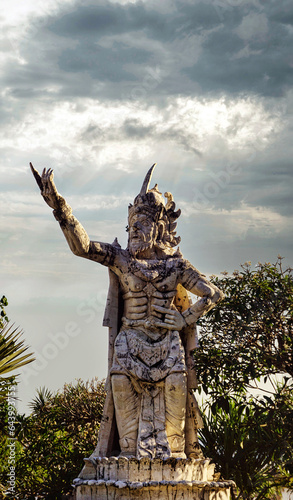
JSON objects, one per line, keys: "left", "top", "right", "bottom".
{"left": 30, "top": 162, "right": 224, "bottom": 463}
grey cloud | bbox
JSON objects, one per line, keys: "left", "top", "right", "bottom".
{"left": 120, "top": 119, "right": 153, "bottom": 139}
{"left": 2, "top": 0, "right": 292, "bottom": 106}
{"left": 189, "top": 156, "right": 293, "bottom": 218}
{"left": 78, "top": 116, "right": 203, "bottom": 158}
{"left": 78, "top": 120, "right": 152, "bottom": 145}
{"left": 50, "top": 4, "right": 126, "bottom": 37}
{"left": 74, "top": 109, "right": 293, "bottom": 220}
{"left": 44, "top": 1, "right": 238, "bottom": 95}
{"left": 267, "top": 0, "right": 293, "bottom": 25}
{"left": 174, "top": 0, "right": 232, "bottom": 31}
{"left": 120, "top": 119, "right": 202, "bottom": 156}
{"left": 59, "top": 42, "right": 151, "bottom": 82}
{"left": 48, "top": 1, "right": 225, "bottom": 44}
{"left": 48, "top": 0, "right": 293, "bottom": 99}
{"left": 185, "top": 18, "right": 293, "bottom": 97}
{"left": 48, "top": 3, "right": 173, "bottom": 42}
{"left": 242, "top": 160, "right": 293, "bottom": 216}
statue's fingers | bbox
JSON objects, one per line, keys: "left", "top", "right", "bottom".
{"left": 43, "top": 168, "right": 52, "bottom": 180}
{"left": 152, "top": 305, "right": 172, "bottom": 314}
{"left": 48, "top": 171, "right": 57, "bottom": 190}
{"left": 163, "top": 323, "right": 176, "bottom": 330}
{"left": 153, "top": 319, "right": 176, "bottom": 330}
{"left": 42, "top": 176, "right": 48, "bottom": 188}
{"left": 152, "top": 319, "right": 166, "bottom": 327}
{"left": 164, "top": 318, "right": 175, "bottom": 325}
{"left": 30, "top": 163, "right": 43, "bottom": 191}
{"left": 30, "top": 162, "right": 38, "bottom": 175}
{"left": 43, "top": 169, "right": 54, "bottom": 189}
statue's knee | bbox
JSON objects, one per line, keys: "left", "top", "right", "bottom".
{"left": 166, "top": 372, "right": 187, "bottom": 394}
{"left": 111, "top": 374, "right": 130, "bottom": 401}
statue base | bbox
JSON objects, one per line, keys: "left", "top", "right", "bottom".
{"left": 73, "top": 457, "right": 235, "bottom": 499}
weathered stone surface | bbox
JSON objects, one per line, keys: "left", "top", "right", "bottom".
{"left": 75, "top": 479, "right": 234, "bottom": 500}
{"left": 79, "top": 458, "right": 96, "bottom": 480}
{"left": 78, "top": 457, "right": 219, "bottom": 483}
{"left": 74, "top": 458, "right": 234, "bottom": 499}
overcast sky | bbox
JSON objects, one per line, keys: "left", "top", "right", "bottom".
{"left": 1, "top": 0, "right": 293, "bottom": 413}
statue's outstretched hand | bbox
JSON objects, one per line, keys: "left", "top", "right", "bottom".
{"left": 152, "top": 305, "right": 187, "bottom": 331}
{"left": 30, "top": 163, "right": 64, "bottom": 210}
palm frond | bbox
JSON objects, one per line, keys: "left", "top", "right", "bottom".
{"left": 0, "top": 323, "right": 35, "bottom": 376}
{"left": 29, "top": 387, "right": 54, "bottom": 414}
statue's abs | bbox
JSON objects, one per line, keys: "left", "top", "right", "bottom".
{"left": 119, "top": 265, "right": 178, "bottom": 333}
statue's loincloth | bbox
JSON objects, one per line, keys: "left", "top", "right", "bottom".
{"left": 111, "top": 326, "right": 187, "bottom": 458}
{"left": 111, "top": 327, "right": 186, "bottom": 382}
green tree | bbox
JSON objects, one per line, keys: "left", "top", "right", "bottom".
{"left": 10, "top": 378, "right": 106, "bottom": 499}
{"left": 196, "top": 258, "right": 293, "bottom": 499}
{"left": 199, "top": 383, "right": 293, "bottom": 500}
{"left": 196, "top": 257, "right": 292, "bottom": 396}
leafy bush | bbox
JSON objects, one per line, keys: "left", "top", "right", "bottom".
{"left": 1, "top": 378, "right": 106, "bottom": 500}
{"left": 197, "top": 258, "right": 293, "bottom": 499}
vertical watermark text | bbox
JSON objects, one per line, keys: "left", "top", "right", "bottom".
{"left": 6, "top": 383, "right": 17, "bottom": 496}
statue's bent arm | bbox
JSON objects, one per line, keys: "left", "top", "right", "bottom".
{"left": 180, "top": 261, "right": 224, "bottom": 325}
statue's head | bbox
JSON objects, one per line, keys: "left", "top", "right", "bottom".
{"left": 127, "top": 164, "right": 181, "bottom": 257}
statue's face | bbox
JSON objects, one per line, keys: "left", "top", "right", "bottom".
{"left": 128, "top": 212, "right": 157, "bottom": 256}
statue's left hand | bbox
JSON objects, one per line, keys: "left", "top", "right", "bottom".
{"left": 152, "top": 305, "right": 187, "bottom": 331}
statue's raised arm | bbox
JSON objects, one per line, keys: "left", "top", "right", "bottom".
{"left": 30, "top": 163, "right": 111, "bottom": 261}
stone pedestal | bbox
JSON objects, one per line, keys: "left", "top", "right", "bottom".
{"left": 73, "top": 457, "right": 234, "bottom": 499}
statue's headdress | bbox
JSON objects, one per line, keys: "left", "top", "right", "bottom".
{"left": 128, "top": 164, "right": 181, "bottom": 250}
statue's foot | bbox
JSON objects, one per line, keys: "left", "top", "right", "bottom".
{"left": 169, "top": 435, "right": 186, "bottom": 459}
{"left": 119, "top": 437, "right": 137, "bottom": 458}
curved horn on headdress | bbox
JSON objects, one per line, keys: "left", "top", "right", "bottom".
{"left": 140, "top": 163, "right": 157, "bottom": 196}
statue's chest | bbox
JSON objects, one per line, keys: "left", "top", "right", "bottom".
{"left": 120, "top": 259, "right": 177, "bottom": 293}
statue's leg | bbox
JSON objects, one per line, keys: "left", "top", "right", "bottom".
{"left": 111, "top": 374, "right": 139, "bottom": 457}
{"left": 165, "top": 372, "right": 187, "bottom": 458}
